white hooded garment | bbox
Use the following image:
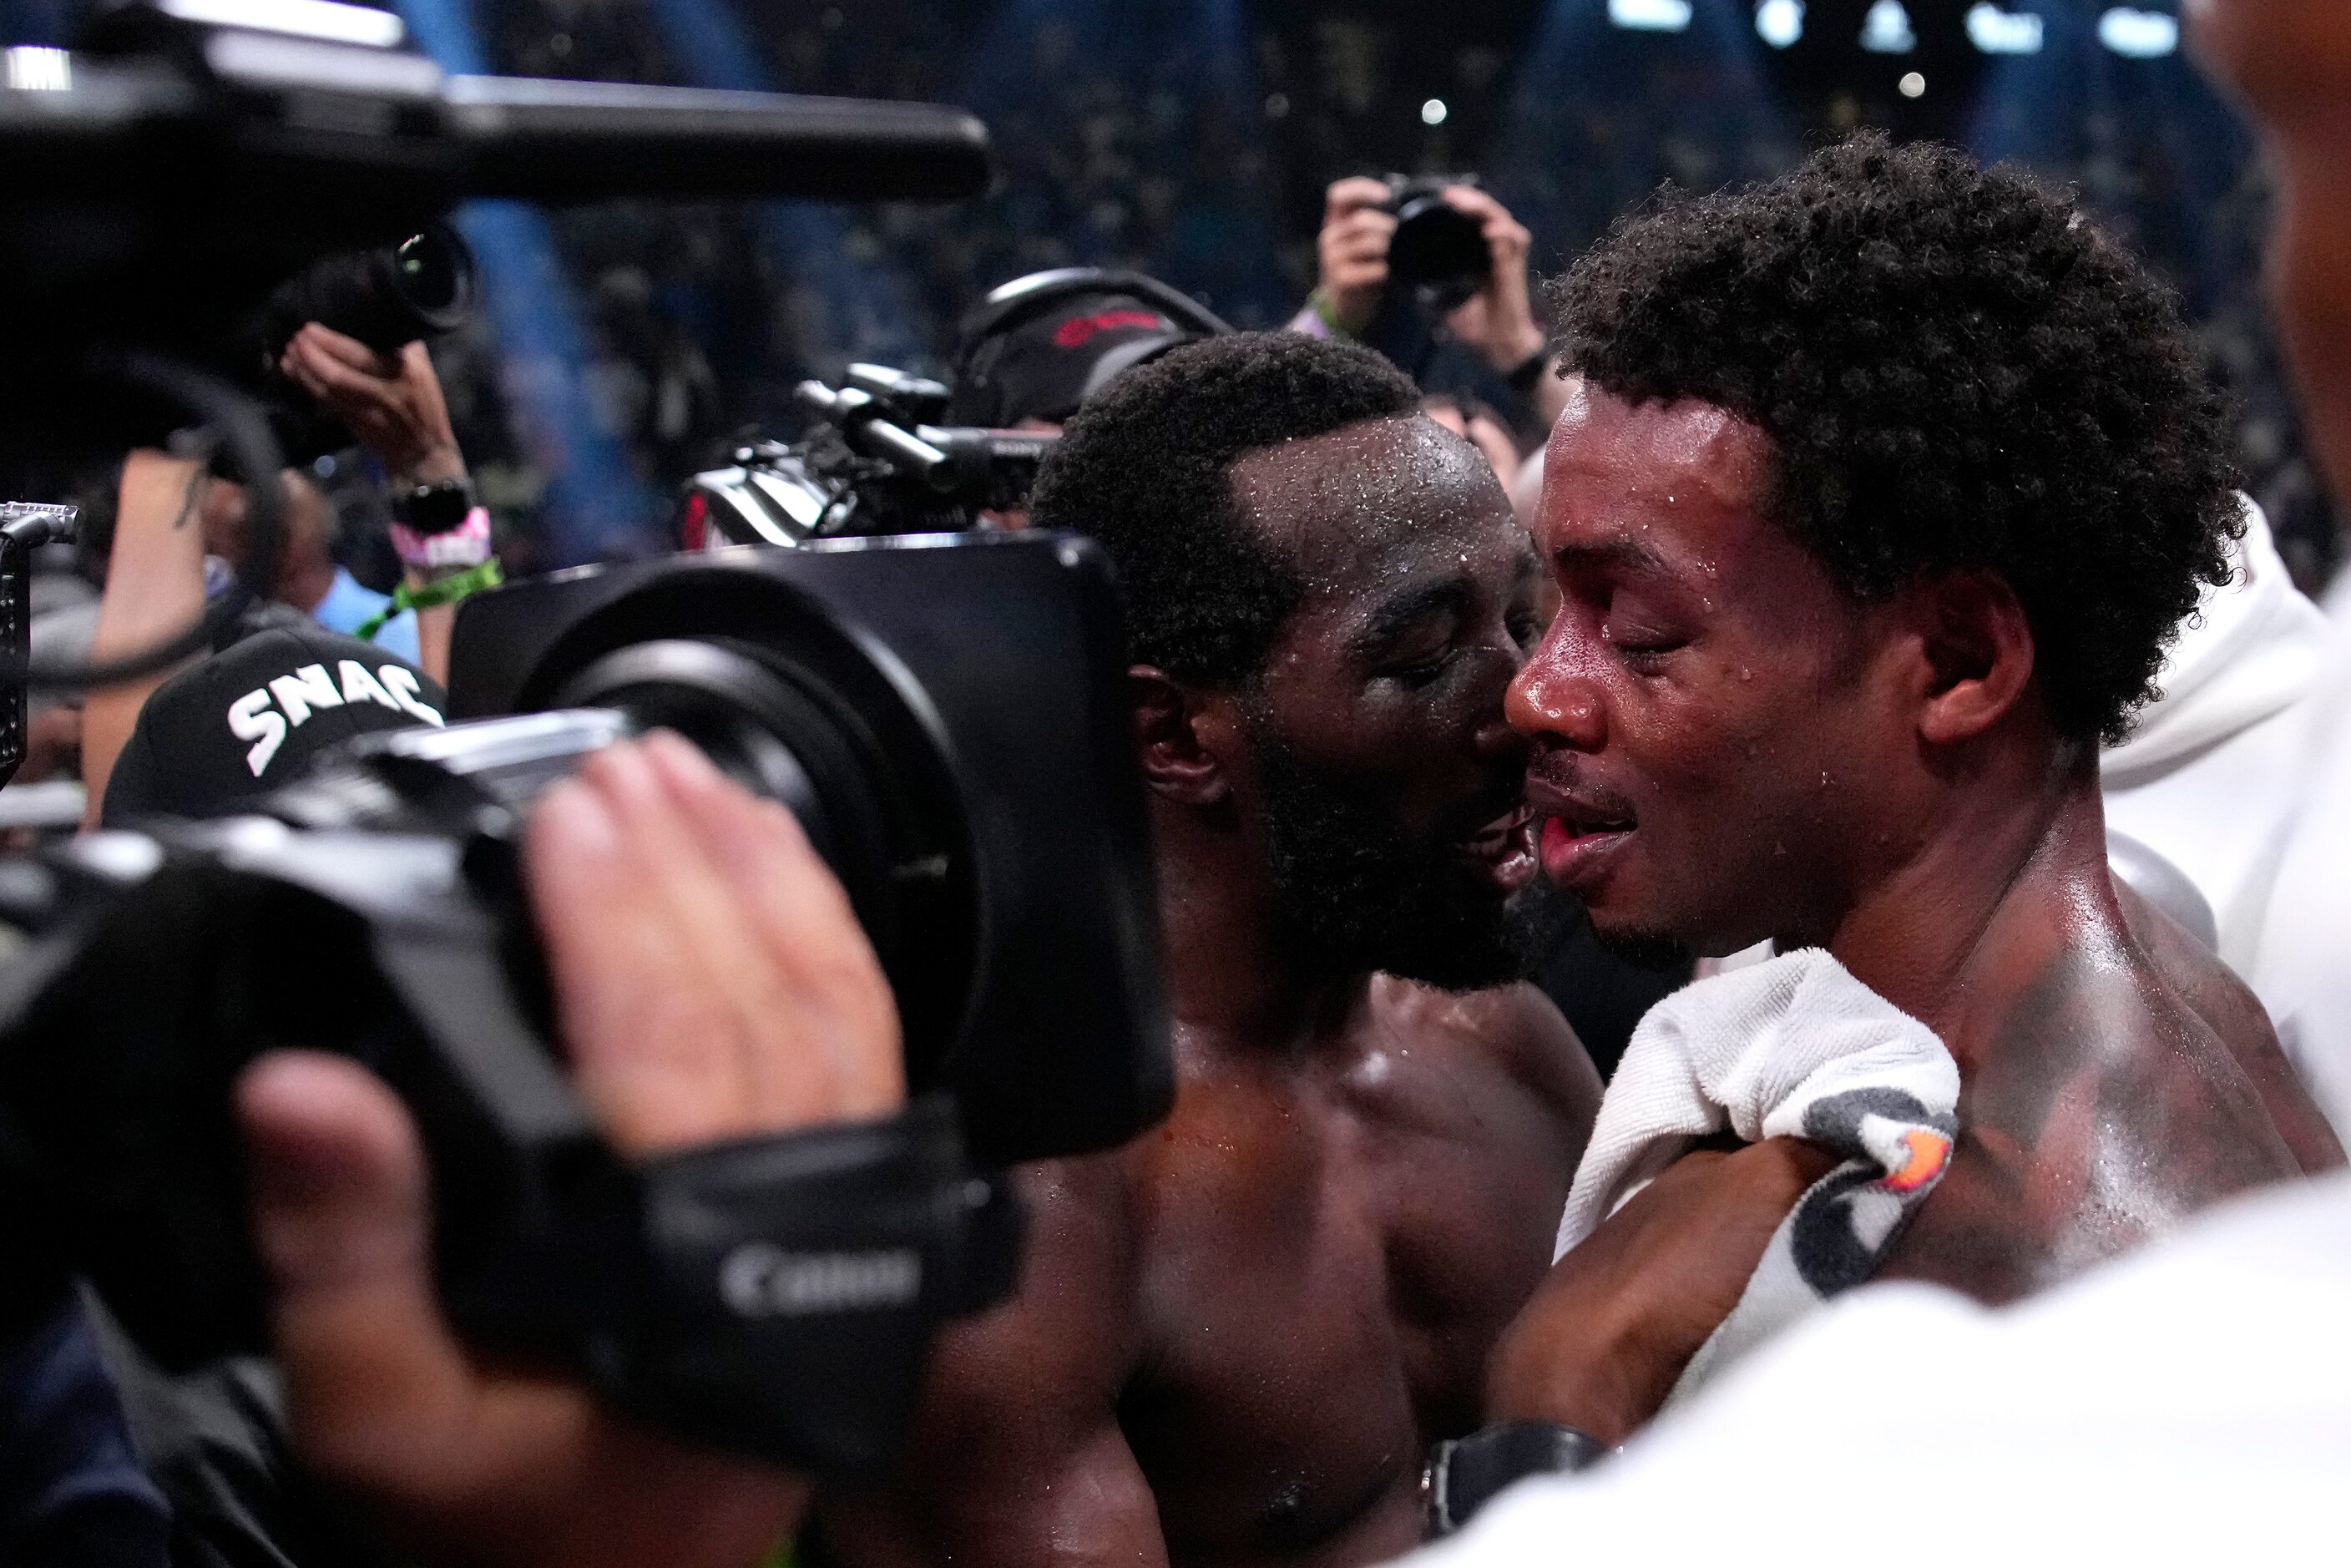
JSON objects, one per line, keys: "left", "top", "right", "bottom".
{"left": 2099, "top": 498, "right": 2334, "bottom": 975}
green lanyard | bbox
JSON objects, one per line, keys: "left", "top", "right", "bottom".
{"left": 355, "top": 558, "right": 504, "bottom": 643}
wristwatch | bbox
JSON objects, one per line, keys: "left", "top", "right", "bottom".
{"left": 388, "top": 475, "right": 478, "bottom": 535}
{"left": 1422, "top": 1421, "right": 1614, "bottom": 1537}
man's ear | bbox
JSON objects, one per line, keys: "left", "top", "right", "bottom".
{"left": 1130, "top": 665, "right": 1238, "bottom": 806}
{"left": 1905, "top": 570, "right": 2037, "bottom": 746}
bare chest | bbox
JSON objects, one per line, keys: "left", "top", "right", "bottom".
{"left": 1118, "top": 1044, "right": 1576, "bottom": 1564}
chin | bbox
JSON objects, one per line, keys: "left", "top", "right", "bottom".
{"left": 1585, "top": 913, "right": 1697, "bottom": 974}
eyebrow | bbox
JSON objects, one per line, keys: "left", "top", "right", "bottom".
{"left": 1355, "top": 574, "right": 1474, "bottom": 652}
{"left": 1550, "top": 538, "right": 1671, "bottom": 576}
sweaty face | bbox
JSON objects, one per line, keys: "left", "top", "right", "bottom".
{"left": 1230, "top": 416, "right": 1568, "bottom": 990}
{"left": 1506, "top": 385, "right": 1909, "bottom": 961}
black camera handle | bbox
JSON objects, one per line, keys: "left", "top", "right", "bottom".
{"left": 358, "top": 915, "right": 1021, "bottom": 1476}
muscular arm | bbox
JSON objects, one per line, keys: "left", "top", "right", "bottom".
{"left": 817, "top": 1156, "right": 1166, "bottom": 1568}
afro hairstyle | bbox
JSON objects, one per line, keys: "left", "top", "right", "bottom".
{"left": 1545, "top": 133, "right": 2243, "bottom": 744}
{"left": 1027, "top": 330, "right": 1422, "bottom": 685}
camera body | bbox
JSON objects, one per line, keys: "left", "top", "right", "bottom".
{"left": 683, "top": 365, "right": 1058, "bottom": 547}
{"left": 0, "top": 531, "right": 1171, "bottom": 1471}
{"left": 447, "top": 531, "right": 1169, "bottom": 1164}
{"left": 1382, "top": 175, "right": 1492, "bottom": 315}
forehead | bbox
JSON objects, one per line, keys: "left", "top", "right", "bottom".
{"left": 1536, "top": 382, "right": 1778, "bottom": 568}
{"left": 1229, "top": 413, "right": 1520, "bottom": 585}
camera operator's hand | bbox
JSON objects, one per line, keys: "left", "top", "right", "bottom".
{"left": 279, "top": 324, "right": 466, "bottom": 488}
{"left": 236, "top": 733, "right": 904, "bottom": 1568}
{"left": 1484, "top": 1136, "right": 1836, "bottom": 1444}
{"left": 1438, "top": 186, "right": 1546, "bottom": 379}
{"left": 1312, "top": 175, "right": 1402, "bottom": 336}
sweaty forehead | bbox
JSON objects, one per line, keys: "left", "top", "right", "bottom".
{"left": 1538, "top": 382, "right": 1776, "bottom": 558}
{"left": 1227, "top": 414, "right": 1515, "bottom": 584}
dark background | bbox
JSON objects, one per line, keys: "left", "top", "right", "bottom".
{"left": 5, "top": 0, "right": 2332, "bottom": 594}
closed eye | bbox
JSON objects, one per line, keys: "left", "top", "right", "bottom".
{"left": 1605, "top": 630, "right": 1689, "bottom": 671}
{"left": 1384, "top": 650, "right": 1457, "bottom": 688}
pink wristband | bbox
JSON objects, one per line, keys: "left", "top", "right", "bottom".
{"left": 391, "top": 504, "right": 493, "bottom": 572}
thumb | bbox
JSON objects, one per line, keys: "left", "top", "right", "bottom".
{"left": 237, "top": 1051, "right": 481, "bottom": 1490}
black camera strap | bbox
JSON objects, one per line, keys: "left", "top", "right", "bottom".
{"left": 599, "top": 1097, "right": 1021, "bottom": 1475}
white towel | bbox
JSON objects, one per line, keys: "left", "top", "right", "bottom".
{"left": 1554, "top": 947, "right": 1960, "bottom": 1403}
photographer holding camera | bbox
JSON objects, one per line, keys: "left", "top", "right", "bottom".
{"left": 1291, "top": 178, "right": 1571, "bottom": 439}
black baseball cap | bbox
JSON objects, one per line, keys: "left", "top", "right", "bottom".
{"left": 102, "top": 625, "right": 447, "bottom": 827}
{"left": 952, "top": 290, "right": 1191, "bottom": 428}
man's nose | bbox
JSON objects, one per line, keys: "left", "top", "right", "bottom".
{"left": 1507, "top": 650, "right": 1606, "bottom": 751}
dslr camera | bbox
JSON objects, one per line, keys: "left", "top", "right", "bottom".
{"left": 1381, "top": 175, "right": 1494, "bottom": 315}
{"left": 255, "top": 219, "right": 481, "bottom": 466}
{"left": 1358, "top": 175, "right": 1494, "bottom": 380}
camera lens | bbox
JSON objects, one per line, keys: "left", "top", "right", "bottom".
{"left": 386, "top": 225, "right": 476, "bottom": 334}
{"left": 262, "top": 222, "right": 480, "bottom": 361}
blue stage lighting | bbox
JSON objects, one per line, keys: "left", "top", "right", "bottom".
{"left": 1860, "top": 0, "right": 1916, "bottom": 53}
{"left": 2099, "top": 8, "right": 2180, "bottom": 58}
{"left": 1967, "top": 3, "right": 2045, "bottom": 54}
{"left": 637, "top": 0, "right": 933, "bottom": 374}
{"left": 1610, "top": 0, "right": 1694, "bottom": 33}
{"left": 392, "top": 0, "right": 661, "bottom": 562}
{"left": 1755, "top": 0, "right": 1803, "bottom": 49}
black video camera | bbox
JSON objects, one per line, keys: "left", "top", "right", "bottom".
{"left": 0, "top": 531, "right": 1170, "bottom": 1472}
{"left": 683, "top": 364, "right": 1058, "bottom": 548}
{"left": 0, "top": 0, "right": 1173, "bottom": 1480}
{"left": 0, "top": 0, "right": 988, "bottom": 478}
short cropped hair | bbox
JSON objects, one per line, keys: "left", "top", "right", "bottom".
{"left": 1546, "top": 134, "right": 2242, "bottom": 743}
{"left": 1028, "top": 331, "right": 1421, "bottom": 685}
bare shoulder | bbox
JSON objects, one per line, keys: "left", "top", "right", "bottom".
{"left": 1369, "top": 975, "right": 1603, "bottom": 1131}
{"left": 2116, "top": 883, "right": 2345, "bottom": 1173}
{"left": 1884, "top": 916, "right": 2308, "bottom": 1302}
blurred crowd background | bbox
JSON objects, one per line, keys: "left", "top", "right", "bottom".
{"left": 5, "top": 0, "right": 2330, "bottom": 592}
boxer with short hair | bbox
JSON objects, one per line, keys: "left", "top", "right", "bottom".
{"left": 817, "top": 333, "right": 1600, "bottom": 1568}
{"left": 1494, "top": 139, "right": 2335, "bottom": 1424}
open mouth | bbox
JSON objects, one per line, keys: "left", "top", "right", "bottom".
{"left": 1525, "top": 780, "right": 1637, "bottom": 890}
{"left": 1457, "top": 803, "right": 1538, "bottom": 895}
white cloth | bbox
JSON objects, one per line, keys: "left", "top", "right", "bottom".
{"left": 2101, "top": 499, "right": 2333, "bottom": 976}
{"left": 1555, "top": 948, "right": 1959, "bottom": 1400}
{"left": 1400, "top": 1166, "right": 2351, "bottom": 1565}
{"left": 2241, "top": 571, "right": 2351, "bottom": 1136}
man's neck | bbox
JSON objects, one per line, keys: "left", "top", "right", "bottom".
{"left": 1150, "top": 804, "right": 1363, "bottom": 1062}
{"left": 1813, "top": 744, "right": 2112, "bottom": 1065}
